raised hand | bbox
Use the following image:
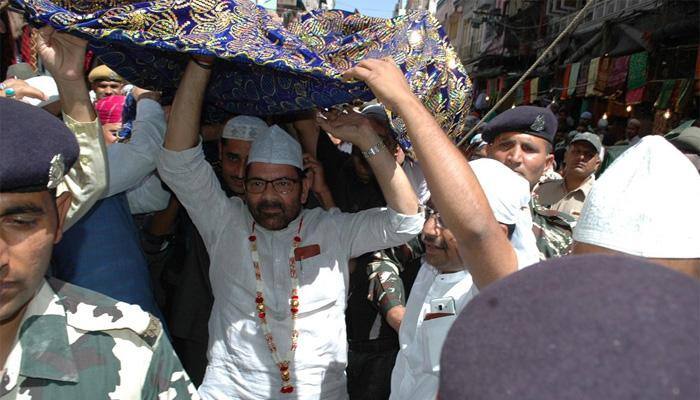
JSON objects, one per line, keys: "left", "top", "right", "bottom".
{"left": 36, "top": 26, "right": 87, "bottom": 83}
{"left": 316, "top": 106, "right": 382, "bottom": 149}
{"left": 341, "top": 58, "right": 414, "bottom": 114}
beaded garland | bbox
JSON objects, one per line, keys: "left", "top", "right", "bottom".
{"left": 248, "top": 218, "right": 304, "bottom": 394}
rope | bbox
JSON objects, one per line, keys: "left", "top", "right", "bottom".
{"left": 456, "top": 0, "right": 597, "bottom": 147}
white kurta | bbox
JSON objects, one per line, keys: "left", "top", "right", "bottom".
{"left": 390, "top": 263, "right": 478, "bottom": 400}
{"left": 158, "top": 143, "right": 424, "bottom": 400}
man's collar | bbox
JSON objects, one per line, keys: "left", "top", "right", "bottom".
{"left": 563, "top": 174, "right": 595, "bottom": 194}
{"left": 17, "top": 280, "right": 79, "bottom": 383}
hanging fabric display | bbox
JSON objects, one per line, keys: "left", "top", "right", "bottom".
{"left": 655, "top": 79, "right": 676, "bottom": 109}
{"left": 567, "top": 62, "right": 580, "bottom": 98}
{"left": 670, "top": 79, "right": 690, "bottom": 113}
{"left": 586, "top": 57, "right": 600, "bottom": 96}
{"left": 530, "top": 77, "right": 539, "bottom": 104}
{"left": 594, "top": 57, "right": 611, "bottom": 95}
{"left": 625, "top": 52, "right": 648, "bottom": 105}
{"left": 523, "top": 80, "right": 532, "bottom": 104}
{"left": 607, "top": 55, "right": 630, "bottom": 96}
{"left": 561, "top": 64, "right": 572, "bottom": 100}
{"left": 575, "top": 62, "right": 588, "bottom": 98}
{"left": 514, "top": 83, "right": 525, "bottom": 105}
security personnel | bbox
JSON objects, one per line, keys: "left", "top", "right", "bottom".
{"left": 88, "top": 64, "right": 124, "bottom": 101}
{"left": 482, "top": 106, "right": 575, "bottom": 260}
{"left": 535, "top": 132, "right": 602, "bottom": 218}
{"left": 0, "top": 98, "right": 198, "bottom": 399}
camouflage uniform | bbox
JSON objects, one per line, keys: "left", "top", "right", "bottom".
{"left": 530, "top": 196, "right": 575, "bottom": 260}
{"left": 0, "top": 278, "right": 199, "bottom": 400}
{"left": 367, "top": 237, "right": 425, "bottom": 314}
{"left": 346, "top": 237, "right": 424, "bottom": 400}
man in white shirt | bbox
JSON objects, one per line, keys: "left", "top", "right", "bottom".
{"left": 157, "top": 57, "right": 424, "bottom": 399}
{"left": 390, "top": 159, "right": 538, "bottom": 400}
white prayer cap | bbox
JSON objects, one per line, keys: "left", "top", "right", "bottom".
{"left": 222, "top": 115, "right": 268, "bottom": 141}
{"left": 574, "top": 135, "right": 700, "bottom": 258}
{"left": 247, "top": 124, "right": 303, "bottom": 169}
{"left": 469, "top": 158, "right": 540, "bottom": 268}
{"left": 22, "top": 76, "right": 60, "bottom": 108}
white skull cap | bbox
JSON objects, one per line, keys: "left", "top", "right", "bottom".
{"left": 222, "top": 115, "right": 268, "bottom": 141}
{"left": 247, "top": 124, "right": 303, "bottom": 170}
{"left": 574, "top": 135, "right": 700, "bottom": 258}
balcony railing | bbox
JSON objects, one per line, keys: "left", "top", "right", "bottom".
{"left": 548, "top": 0, "right": 660, "bottom": 35}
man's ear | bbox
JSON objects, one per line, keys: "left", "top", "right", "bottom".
{"left": 300, "top": 172, "right": 312, "bottom": 204}
{"left": 594, "top": 155, "right": 602, "bottom": 172}
{"left": 53, "top": 192, "right": 72, "bottom": 244}
{"left": 544, "top": 153, "right": 555, "bottom": 171}
{"left": 498, "top": 223, "right": 509, "bottom": 238}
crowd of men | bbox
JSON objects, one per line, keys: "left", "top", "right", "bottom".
{"left": 1, "top": 21, "right": 699, "bottom": 400}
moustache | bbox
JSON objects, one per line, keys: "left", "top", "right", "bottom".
{"left": 256, "top": 200, "right": 284, "bottom": 213}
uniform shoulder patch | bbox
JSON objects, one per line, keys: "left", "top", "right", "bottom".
{"left": 138, "top": 315, "right": 162, "bottom": 348}
{"left": 49, "top": 278, "right": 157, "bottom": 344}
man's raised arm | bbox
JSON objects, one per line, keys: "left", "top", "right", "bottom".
{"left": 342, "top": 59, "right": 517, "bottom": 288}
{"left": 157, "top": 58, "right": 242, "bottom": 248}
{"left": 318, "top": 109, "right": 419, "bottom": 215}
{"left": 164, "top": 58, "right": 212, "bottom": 150}
{"left": 36, "top": 26, "right": 106, "bottom": 231}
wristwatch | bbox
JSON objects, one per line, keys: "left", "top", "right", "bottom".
{"left": 361, "top": 140, "right": 387, "bottom": 159}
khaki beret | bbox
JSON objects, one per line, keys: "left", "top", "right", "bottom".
{"left": 88, "top": 65, "right": 123, "bottom": 83}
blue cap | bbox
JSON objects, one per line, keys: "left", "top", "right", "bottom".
{"left": 482, "top": 106, "right": 557, "bottom": 144}
{"left": 0, "top": 98, "right": 79, "bottom": 192}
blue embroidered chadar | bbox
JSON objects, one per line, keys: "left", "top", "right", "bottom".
{"left": 12, "top": 0, "right": 472, "bottom": 155}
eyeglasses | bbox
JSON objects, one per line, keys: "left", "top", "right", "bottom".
{"left": 423, "top": 206, "right": 445, "bottom": 229}
{"left": 245, "top": 177, "right": 300, "bottom": 194}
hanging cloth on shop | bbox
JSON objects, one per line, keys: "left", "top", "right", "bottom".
{"left": 586, "top": 57, "right": 600, "bottom": 96}
{"left": 594, "top": 57, "right": 611, "bottom": 95}
{"left": 670, "top": 79, "right": 691, "bottom": 113}
{"left": 607, "top": 55, "right": 630, "bottom": 96}
{"left": 567, "top": 62, "right": 581, "bottom": 98}
{"left": 523, "top": 80, "right": 532, "bottom": 104}
{"left": 575, "top": 62, "right": 588, "bottom": 98}
{"left": 530, "top": 78, "right": 539, "bottom": 104}
{"left": 655, "top": 79, "right": 677, "bottom": 109}
{"left": 561, "top": 64, "right": 572, "bottom": 100}
{"left": 625, "top": 52, "right": 648, "bottom": 105}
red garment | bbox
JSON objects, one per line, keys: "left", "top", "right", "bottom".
{"left": 523, "top": 80, "right": 531, "bottom": 104}
{"left": 561, "top": 64, "right": 572, "bottom": 100}
{"left": 20, "top": 25, "right": 36, "bottom": 70}
{"left": 95, "top": 95, "right": 126, "bottom": 124}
